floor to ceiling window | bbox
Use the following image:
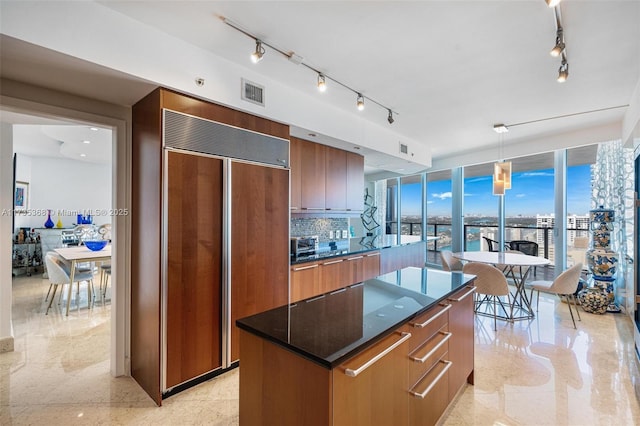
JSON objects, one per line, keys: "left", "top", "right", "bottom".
{"left": 463, "top": 163, "right": 499, "bottom": 252}
{"left": 400, "top": 175, "right": 423, "bottom": 243}
{"left": 426, "top": 170, "right": 452, "bottom": 255}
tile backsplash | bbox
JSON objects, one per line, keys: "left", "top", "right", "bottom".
{"left": 291, "top": 218, "right": 350, "bottom": 242}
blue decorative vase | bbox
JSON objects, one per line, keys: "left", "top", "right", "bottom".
{"left": 44, "top": 209, "right": 54, "bottom": 228}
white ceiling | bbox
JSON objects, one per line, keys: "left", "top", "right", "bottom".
{"left": 1, "top": 1, "right": 639, "bottom": 176}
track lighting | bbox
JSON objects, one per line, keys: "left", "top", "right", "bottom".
{"left": 223, "top": 17, "right": 396, "bottom": 124}
{"left": 557, "top": 60, "right": 569, "bottom": 82}
{"left": 317, "top": 74, "right": 326, "bottom": 92}
{"left": 550, "top": 29, "right": 565, "bottom": 57}
{"left": 251, "top": 40, "right": 265, "bottom": 63}
{"left": 493, "top": 124, "right": 509, "bottom": 134}
{"left": 546, "top": 0, "right": 561, "bottom": 7}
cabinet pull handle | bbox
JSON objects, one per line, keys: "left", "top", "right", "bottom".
{"left": 306, "top": 294, "right": 325, "bottom": 303}
{"left": 366, "top": 252, "right": 380, "bottom": 257}
{"left": 410, "top": 304, "right": 451, "bottom": 328}
{"left": 409, "top": 360, "right": 452, "bottom": 399}
{"left": 347, "top": 256, "right": 363, "bottom": 261}
{"left": 301, "top": 207, "right": 324, "bottom": 210}
{"left": 409, "top": 332, "right": 452, "bottom": 363}
{"left": 293, "top": 264, "right": 319, "bottom": 271}
{"left": 447, "top": 286, "right": 477, "bottom": 302}
{"left": 344, "top": 332, "right": 412, "bottom": 377}
{"left": 322, "top": 259, "right": 343, "bottom": 266}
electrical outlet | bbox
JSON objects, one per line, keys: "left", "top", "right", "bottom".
{"left": 336, "top": 229, "right": 341, "bottom": 239}
{"left": 329, "top": 230, "right": 334, "bottom": 239}
{"left": 342, "top": 230, "right": 348, "bottom": 239}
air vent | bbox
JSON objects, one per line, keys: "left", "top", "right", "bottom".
{"left": 399, "top": 143, "right": 409, "bottom": 155}
{"left": 241, "top": 78, "right": 265, "bottom": 107}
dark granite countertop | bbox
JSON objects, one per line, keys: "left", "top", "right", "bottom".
{"left": 236, "top": 267, "right": 476, "bottom": 369}
{"left": 290, "top": 237, "right": 425, "bottom": 265}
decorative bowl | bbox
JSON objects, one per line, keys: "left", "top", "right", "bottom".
{"left": 85, "top": 240, "right": 107, "bottom": 251}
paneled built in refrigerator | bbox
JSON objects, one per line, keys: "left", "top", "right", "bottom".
{"left": 132, "top": 89, "right": 290, "bottom": 404}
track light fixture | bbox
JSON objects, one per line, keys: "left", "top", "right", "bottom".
{"left": 557, "top": 59, "right": 569, "bottom": 83}
{"left": 550, "top": 28, "right": 565, "bottom": 57}
{"left": 548, "top": 4, "right": 569, "bottom": 82}
{"left": 317, "top": 74, "right": 327, "bottom": 92}
{"left": 251, "top": 40, "right": 265, "bottom": 63}
{"left": 222, "top": 17, "right": 397, "bottom": 124}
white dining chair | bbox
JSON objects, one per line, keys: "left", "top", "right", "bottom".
{"left": 44, "top": 252, "right": 95, "bottom": 314}
{"left": 529, "top": 263, "right": 583, "bottom": 329}
{"left": 463, "top": 262, "right": 512, "bottom": 331}
{"left": 440, "top": 250, "right": 463, "bottom": 271}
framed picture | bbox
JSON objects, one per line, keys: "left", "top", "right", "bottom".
{"left": 15, "top": 181, "right": 29, "bottom": 212}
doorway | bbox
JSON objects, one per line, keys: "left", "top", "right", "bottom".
{"left": 0, "top": 98, "right": 128, "bottom": 378}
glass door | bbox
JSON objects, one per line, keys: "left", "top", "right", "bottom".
{"left": 634, "top": 155, "right": 640, "bottom": 360}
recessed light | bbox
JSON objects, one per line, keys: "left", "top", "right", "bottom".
{"left": 80, "top": 154, "right": 87, "bottom": 157}
{"left": 83, "top": 140, "right": 91, "bottom": 144}
{"left": 90, "top": 127, "right": 98, "bottom": 131}
{"left": 308, "top": 133, "right": 317, "bottom": 137}
{"left": 353, "top": 146, "right": 361, "bottom": 150}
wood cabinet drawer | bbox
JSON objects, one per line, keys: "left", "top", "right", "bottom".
{"left": 408, "top": 324, "right": 450, "bottom": 388}
{"left": 406, "top": 303, "right": 450, "bottom": 353}
{"left": 408, "top": 358, "right": 452, "bottom": 426}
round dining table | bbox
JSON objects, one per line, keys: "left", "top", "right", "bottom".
{"left": 452, "top": 251, "right": 550, "bottom": 320}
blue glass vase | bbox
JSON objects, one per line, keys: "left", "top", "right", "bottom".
{"left": 44, "top": 209, "right": 54, "bottom": 228}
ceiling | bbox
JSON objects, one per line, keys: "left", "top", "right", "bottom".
{"left": 1, "top": 1, "right": 639, "bottom": 176}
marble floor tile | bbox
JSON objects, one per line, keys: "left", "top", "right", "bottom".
{"left": 2, "top": 275, "right": 640, "bottom": 425}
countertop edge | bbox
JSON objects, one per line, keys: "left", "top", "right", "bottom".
{"left": 236, "top": 275, "right": 476, "bottom": 370}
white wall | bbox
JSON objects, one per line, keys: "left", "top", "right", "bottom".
{"left": 0, "top": 123, "right": 15, "bottom": 352}
{"left": 13, "top": 154, "right": 112, "bottom": 230}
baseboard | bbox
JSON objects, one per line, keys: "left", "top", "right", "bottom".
{"left": 0, "top": 336, "right": 14, "bottom": 353}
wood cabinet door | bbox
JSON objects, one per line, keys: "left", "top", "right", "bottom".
{"left": 325, "top": 145, "right": 347, "bottom": 210}
{"left": 166, "top": 151, "right": 223, "bottom": 389}
{"left": 290, "top": 136, "right": 302, "bottom": 211}
{"left": 346, "top": 151, "right": 364, "bottom": 211}
{"left": 290, "top": 262, "right": 320, "bottom": 303}
{"left": 446, "top": 285, "right": 475, "bottom": 400}
{"left": 299, "top": 139, "right": 326, "bottom": 210}
{"left": 319, "top": 258, "right": 347, "bottom": 294}
{"left": 345, "top": 255, "right": 364, "bottom": 284}
{"left": 231, "top": 162, "right": 290, "bottom": 362}
{"left": 333, "top": 331, "right": 411, "bottom": 426}
{"left": 362, "top": 251, "right": 381, "bottom": 280}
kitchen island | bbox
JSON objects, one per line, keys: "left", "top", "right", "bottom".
{"left": 237, "top": 267, "right": 476, "bottom": 426}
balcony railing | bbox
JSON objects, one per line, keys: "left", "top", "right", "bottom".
{"left": 390, "top": 221, "right": 590, "bottom": 268}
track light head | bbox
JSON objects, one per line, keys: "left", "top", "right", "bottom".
{"left": 546, "top": 0, "right": 561, "bottom": 7}
{"left": 387, "top": 109, "right": 394, "bottom": 124}
{"left": 550, "top": 29, "right": 565, "bottom": 57}
{"left": 251, "top": 40, "right": 265, "bottom": 63}
{"left": 357, "top": 93, "right": 365, "bottom": 111}
{"left": 317, "top": 74, "right": 327, "bottom": 92}
{"left": 557, "top": 60, "right": 569, "bottom": 83}
{"left": 493, "top": 124, "right": 509, "bottom": 134}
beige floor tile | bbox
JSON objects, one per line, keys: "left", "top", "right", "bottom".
{"left": 2, "top": 275, "right": 640, "bottom": 425}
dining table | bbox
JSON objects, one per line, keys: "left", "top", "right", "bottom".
{"left": 452, "top": 251, "right": 551, "bottom": 320}
{"left": 54, "top": 245, "right": 112, "bottom": 316}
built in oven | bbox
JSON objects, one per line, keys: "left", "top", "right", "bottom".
{"left": 291, "top": 236, "right": 319, "bottom": 257}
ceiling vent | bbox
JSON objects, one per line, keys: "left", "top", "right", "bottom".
{"left": 399, "top": 142, "right": 409, "bottom": 155}
{"left": 241, "top": 78, "right": 265, "bottom": 107}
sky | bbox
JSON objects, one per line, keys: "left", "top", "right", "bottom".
{"left": 401, "top": 164, "right": 592, "bottom": 217}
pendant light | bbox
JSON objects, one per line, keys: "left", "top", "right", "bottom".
{"left": 492, "top": 124, "right": 512, "bottom": 195}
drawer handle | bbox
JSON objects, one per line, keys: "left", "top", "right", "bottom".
{"left": 347, "top": 256, "right": 364, "bottom": 261}
{"left": 411, "top": 304, "right": 451, "bottom": 328}
{"left": 409, "top": 360, "right": 453, "bottom": 399}
{"left": 293, "top": 264, "right": 319, "bottom": 271}
{"left": 322, "top": 259, "right": 344, "bottom": 266}
{"left": 409, "top": 332, "right": 452, "bottom": 363}
{"left": 344, "top": 332, "right": 412, "bottom": 377}
{"left": 301, "top": 207, "right": 324, "bottom": 210}
{"left": 366, "top": 252, "right": 380, "bottom": 257}
{"left": 447, "top": 286, "right": 477, "bottom": 302}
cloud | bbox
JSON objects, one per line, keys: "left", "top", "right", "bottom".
{"left": 466, "top": 177, "right": 491, "bottom": 183}
{"left": 432, "top": 192, "right": 452, "bottom": 200}
{"left": 515, "top": 193, "right": 526, "bottom": 198}
{"left": 426, "top": 200, "right": 434, "bottom": 204}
